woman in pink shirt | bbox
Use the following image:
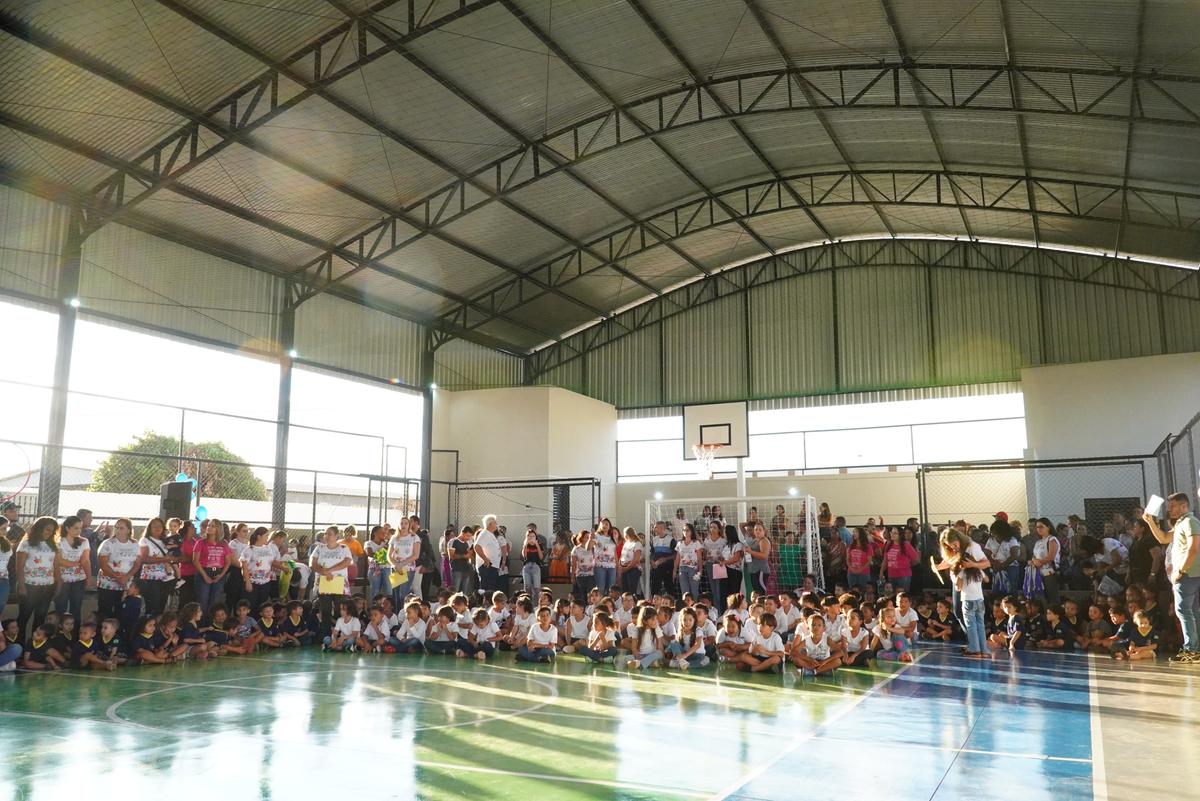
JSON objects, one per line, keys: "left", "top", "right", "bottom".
{"left": 193, "top": 519, "right": 233, "bottom": 619}
{"left": 881, "top": 527, "right": 920, "bottom": 593}
{"left": 846, "top": 528, "right": 874, "bottom": 590}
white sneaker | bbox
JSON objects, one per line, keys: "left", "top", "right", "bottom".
{"left": 562, "top": 645, "right": 576, "bottom": 654}
{"left": 698, "top": 656, "right": 710, "bottom": 667}
{"left": 677, "top": 658, "right": 689, "bottom": 670}
{"left": 0, "top": 662, "right": 15, "bottom": 672}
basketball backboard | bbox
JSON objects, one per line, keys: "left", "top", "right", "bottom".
{"left": 682, "top": 400, "right": 750, "bottom": 460}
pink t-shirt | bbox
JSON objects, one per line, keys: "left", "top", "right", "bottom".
{"left": 883, "top": 542, "right": 919, "bottom": 578}
{"left": 847, "top": 546, "right": 871, "bottom": 575}
{"left": 195, "top": 540, "right": 231, "bottom": 572}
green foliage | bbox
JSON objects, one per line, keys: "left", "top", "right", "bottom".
{"left": 88, "top": 431, "right": 267, "bottom": 501}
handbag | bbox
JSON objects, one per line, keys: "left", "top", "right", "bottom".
{"left": 711, "top": 563, "right": 728, "bottom": 580}
{"left": 1022, "top": 564, "right": 1044, "bottom": 596}
{"left": 1097, "top": 574, "right": 1124, "bottom": 597}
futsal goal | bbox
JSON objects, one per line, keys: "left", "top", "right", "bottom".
{"left": 644, "top": 494, "right": 822, "bottom": 599}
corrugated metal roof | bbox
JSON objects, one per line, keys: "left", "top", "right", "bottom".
{"left": 587, "top": 323, "right": 662, "bottom": 408}
{"left": 434, "top": 337, "right": 522, "bottom": 389}
{"left": 183, "top": 0, "right": 342, "bottom": 62}
{"left": 662, "top": 291, "right": 746, "bottom": 404}
{"left": 294, "top": 291, "right": 423, "bottom": 385}
{"left": 749, "top": 271, "right": 836, "bottom": 398}
{"left": 0, "top": 183, "right": 66, "bottom": 300}
{"left": 836, "top": 265, "right": 934, "bottom": 390}
{"left": 505, "top": 170, "right": 629, "bottom": 241}
{"left": 1042, "top": 279, "right": 1163, "bottom": 363}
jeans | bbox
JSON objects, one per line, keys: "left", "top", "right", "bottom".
{"left": 322, "top": 635, "right": 353, "bottom": 652}
{"left": 577, "top": 645, "right": 617, "bottom": 662}
{"left": 17, "top": 583, "right": 55, "bottom": 642}
{"left": 522, "top": 562, "right": 542, "bottom": 597}
{"left": 517, "top": 645, "right": 555, "bottom": 662}
{"left": 705, "top": 566, "right": 723, "bottom": 613}
{"left": 0, "top": 642, "right": 21, "bottom": 668}
{"left": 392, "top": 637, "right": 424, "bottom": 654}
{"left": 891, "top": 575, "right": 912, "bottom": 594}
{"left": 962, "top": 598, "right": 986, "bottom": 654}
{"left": 593, "top": 566, "right": 616, "bottom": 596}
{"left": 620, "top": 567, "right": 642, "bottom": 596}
{"left": 425, "top": 639, "right": 458, "bottom": 655}
{"left": 368, "top": 568, "right": 391, "bottom": 602}
{"left": 877, "top": 636, "right": 911, "bottom": 662}
{"left": 462, "top": 640, "right": 495, "bottom": 658}
{"left": 678, "top": 565, "right": 700, "bottom": 599}
{"left": 571, "top": 574, "right": 595, "bottom": 601}
{"left": 194, "top": 574, "right": 225, "bottom": 617}
{"left": 847, "top": 572, "right": 870, "bottom": 589}
{"left": 632, "top": 649, "right": 664, "bottom": 669}
{"left": 477, "top": 565, "right": 499, "bottom": 600}
{"left": 0, "top": 578, "right": 9, "bottom": 617}
{"left": 451, "top": 570, "right": 473, "bottom": 595}
{"left": 1042, "top": 572, "right": 1061, "bottom": 605}
{"left": 55, "top": 580, "right": 85, "bottom": 618}
{"left": 1173, "top": 575, "right": 1200, "bottom": 652}
{"left": 390, "top": 572, "right": 415, "bottom": 610}
{"left": 667, "top": 641, "right": 708, "bottom": 666}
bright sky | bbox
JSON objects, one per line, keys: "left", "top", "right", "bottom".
{"left": 0, "top": 298, "right": 424, "bottom": 488}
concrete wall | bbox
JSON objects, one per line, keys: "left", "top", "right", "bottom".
{"left": 1021, "top": 352, "right": 1200, "bottom": 459}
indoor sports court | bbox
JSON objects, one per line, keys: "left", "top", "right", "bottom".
{"left": 2, "top": 1, "right": 1200, "bottom": 800}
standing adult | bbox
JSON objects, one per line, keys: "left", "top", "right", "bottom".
{"left": 448, "top": 526, "right": 475, "bottom": 595}
{"left": 548, "top": 526, "right": 571, "bottom": 585}
{"left": 415, "top": 526, "right": 439, "bottom": 600}
{"left": 569, "top": 529, "right": 596, "bottom": 600}
{"left": 494, "top": 525, "right": 511, "bottom": 597}
{"left": 746, "top": 521, "right": 771, "bottom": 595}
{"left": 702, "top": 521, "right": 729, "bottom": 612}
{"left": 340, "top": 525, "right": 364, "bottom": 588}
{"left": 880, "top": 527, "right": 918, "bottom": 594}
{"left": 846, "top": 528, "right": 873, "bottom": 590}
{"left": 938, "top": 527, "right": 990, "bottom": 657}
{"left": 76, "top": 507, "right": 99, "bottom": 589}
{"left": 617, "top": 527, "right": 643, "bottom": 596}
{"left": 437, "top": 525, "right": 454, "bottom": 588}
{"left": 193, "top": 519, "right": 232, "bottom": 618}
{"left": 1029, "top": 517, "right": 1061, "bottom": 604}
{"left": 592, "top": 519, "right": 617, "bottom": 595}
{"left": 649, "top": 521, "right": 675, "bottom": 596}
{"left": 387, "top": 518, "right": 421, "bottom": 607}
{"left": 0, "top": 500, "right": 23, "bottom": 540}
{"left": 137, "top": 517, "right": 177, "bottom": 616}
{"left": 96, "top": 517, "right": 139, "bottom": 621}
{"left": 1143, "top": 493, "right": 1200, "bottom": 663}
{"left": 474, "top": 515, "right": 502, "bottom": 600}
{"left": 176, "top": 520, "right": 200, "bottom": 610}
{"left": 520, "top": 526, "right": 544, "bottom": 597}
{"left": 53, "top": 514, "right": 90, "bottom": 617}
{"left": 310, "top": 527, "right": 353, "bottom": 637}
{"left": 721, "top": 524, "right": 744, "bottom": 601}
{"left": 0, "top": 527, "right": 12, "bottom": 616}
{"left": 984, "top": 518, "right": 1022, "bottom": 595}
{"left": 1126, "top": 517, "right": 1163, "bottom": 589}
{"left": 674, "top": 524, "right": 702, "bottom": 599}
{"left": 225, "top": 523, "right": 250, "bottom": 611}
{"left": 15, "top": 516, "right": 58, "bottom": 641}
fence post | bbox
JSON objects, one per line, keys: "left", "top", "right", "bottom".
{"left": 419, "top": 335, "right": 435, "bottom": 525}
{"left": 37, "top": 208, "right": 85, "bottom": 517}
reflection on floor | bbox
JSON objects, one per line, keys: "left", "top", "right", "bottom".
{"left": 1, "top": 645, "right": 1195, "bottom": 800}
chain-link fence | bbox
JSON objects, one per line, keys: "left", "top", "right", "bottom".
{"left": 0, "top": 438, "right": 416, "bottom": 541}
{"left": 1155, "top": 410, "right": 1200, "bottom": 503}
{"left": 919, "top": 457, "right": 1157, "bottom": 531}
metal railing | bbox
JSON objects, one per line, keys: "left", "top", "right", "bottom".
{"left": 1154, "top": 410, "right": 1200, "bottom": 502}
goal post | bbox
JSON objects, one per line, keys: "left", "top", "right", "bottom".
{"left": 643, "top": 494, "right": 822, "bottom": 600}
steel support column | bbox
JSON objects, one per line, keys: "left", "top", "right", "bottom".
{"left": 38, "top": 208, "right": 86, "bottom": 517}
{"left": 418, "top": 335, "right": 436, "bottom": 526}
{"left": 272, "top": 305, "right": 295, "bottom": 529}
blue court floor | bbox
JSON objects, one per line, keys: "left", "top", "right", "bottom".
{"left": 0, "top": 645, "right": 1194, "bottom": 800}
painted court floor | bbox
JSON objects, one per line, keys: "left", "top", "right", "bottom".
{"left": 1, "top": 647, "right": 1196, "bottom": 801}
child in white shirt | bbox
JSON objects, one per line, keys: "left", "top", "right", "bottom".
{"left": 626, "top": 606, "right": 665, "bottom": 670}
{"left": 518, "top": 607, "right": 558, "bottom": 662}
{"left": 487, "top": 591, "right": 511, "bottom": 634}
{"left": 391, "top": 602, "right": 427, "bottom": 654}
{"left": 842, "top": 608, "right": 872, "bottom": 666}
{"left": 425, "top": 606, "right": 461, "bottom": 656}
{"left": 463, "top": 608, "right": 502, "bottom": 661}
{"left": 362, "top": 606, "right": 392, "bottom": 653}
{"left": 502, "top": 598, "right": 535, "bottom": 651}
{"left": 561, "top": 601, "right": 591, "bottom": 653}
{"left": 695, "top": 604, "right": 719, "bottom": 661}
{"left": 667, "top": 608, "right": 710, "bottom": 669}
{"left": 734, "top": 613, "right": 784, "bottom": 673}
{"left": 821, "top": 598, "right": 848, "bottom": 658}
{"left": 577, "top": 611, "right": 618, "bottom": 664}
{"left": 716, "top": 614, "right": 748, "bottom": 662}
{"left": 790, "top": 613, "right": 841, "bottom": 675}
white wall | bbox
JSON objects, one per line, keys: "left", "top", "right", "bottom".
{"left": 1021, "top": 352, "right": 1200, "bottom": 459}
{"left": 430, "top": 386, "right": 616, "bottom": 534}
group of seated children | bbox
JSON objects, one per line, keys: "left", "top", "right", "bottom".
{"left": 4, "top": 580, "right": 1168, "bottom": 674}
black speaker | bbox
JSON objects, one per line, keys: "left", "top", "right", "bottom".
{"left": 159, "top": 480, "right": 191, "bottom": 522}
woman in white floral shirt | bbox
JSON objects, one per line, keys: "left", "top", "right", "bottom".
{"left": 54, "top": 514, "right": 91, "bottom": 617}
{"left": 15, "top": 516, "right": 58, "bottom": 642}
{"left": 138, "top": 517, "right": 178, "bottom": 616}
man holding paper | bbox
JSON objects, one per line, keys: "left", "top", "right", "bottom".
{"left": 310, "top": 528, "right": 353, "bottom": 638}
{"left": 1143, "top": 492, "right": 1200, "bottom": 664}
{"left": 475, "top": 515, "right": 502, "bottom": 601}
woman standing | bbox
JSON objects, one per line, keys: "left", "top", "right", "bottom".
{"left": 225, "top": 523, "right": 250, "bottom": 610}
{"left": 177, "top": 520, "right": 200, "bottom": 609}
{"left": 570, "top": 529, "right": 595, "bottom": 600}
{"left": 702, "top": 522, "right": 729, "bottom": 612}
{"left": 96, "top": 517, "right": 139, "bottom": 621}
{"left": 137, "top": 517, "right": 177, "bottom": 616}
{"left": 548, "top": 527, "right": 571, "bottom": 584}
{"left": 746, "top": 521, "right": 771, "bottom": 595}
{"left": 365, "top": 525, "right": 391, "bottom": 601}
{"left": 386, "top": 518, "right": 420, "bottom": 607}
{"left": 1029, "top": 517, "right": 1061, "bottom": 604}
{"left": 54, "top": 514, "right": 90, "bottom": 617}
{"left": 520, "top": 528, "right": 544, "bottom": 597}
{"left": 823, "top": 533, "right": 848, "bottom": 591}
{"left": 984, "top": 520, "right": 1022, "bottom": 595}
{"left": 722, "top": 524, "right": 744, "bottom": 598}
{"left": 674, "top": 524, "right": 702, "bottom": 599}
{"left": 310, "top": 526, "right": 353, "bottom": 637}
{"left": 193, "top": 519, "right": 232, "bottom": 618}
{"left": 880, "top": 527, "right": 919, "bottom": 594}
{"left": 592, "top": 519, "right": 617, "bottom": 595}
{"left": 617, "top": 527, "right": 643, "bottom": 595}
{"left": 0, "top": 529, "right": 12, "bottom": 616}
{"left": 938, "top": 527, "right": 990, "bottom": 657}
{"left": 15, "top": 516, "right": 58, "bottom": 641}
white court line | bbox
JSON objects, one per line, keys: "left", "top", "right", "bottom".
{"left": 1088, "top": 654, "right": 1108, "bottom": 801}
{"left": 808, "top": 733, "right": 1092, "bottom": 764}
{"left": 704, "top": 651, "right": 929, "bottom": 801}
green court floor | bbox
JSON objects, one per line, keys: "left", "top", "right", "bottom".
{"left": 1, "top": 647, "right": 1194, "bottom": 800}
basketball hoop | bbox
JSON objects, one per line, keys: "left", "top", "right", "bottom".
{"left": 692, "top": 443, "right": 722, "bottom": 480}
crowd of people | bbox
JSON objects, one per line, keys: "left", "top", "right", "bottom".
{"left": 0, "top": 490, "right": 1196, "bottom": 672}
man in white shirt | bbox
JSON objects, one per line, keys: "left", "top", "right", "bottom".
{"left": 1144, "top": 494, "right": 1200, "bottom": 663}
{"left": 474, "top": 515, "right": 502, "bottom": 601}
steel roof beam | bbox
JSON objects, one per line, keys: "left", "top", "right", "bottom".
{"left": 436, "top": 167, "right": 1200, "bottom": 337}
{"left": 527, "top": 238, "right": 1200, "bottom": 378}
{"left": 0, "top": 111, "right": 566, "bottom": 349}
{"left": 879, "top": 0, "right": 975, "bottom": 241}
{"left": 1115, "top": 0, "right": 1148, "bottom": 257}
{"left": 150, "top": 0, "right": 608, "bottom": 326}
{"left": 742, "top": 0, "right": 896, "bottom": 236}
{"left": 997, "top": 0, "right": 1042, "bottom": 246}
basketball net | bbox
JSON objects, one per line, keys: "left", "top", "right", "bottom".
{"left": 692, "top": 443, "right": 722, "bottom": 480}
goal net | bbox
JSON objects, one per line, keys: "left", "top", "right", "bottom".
{"left": 644, "top": 495, "right": 822, "bottom": 599}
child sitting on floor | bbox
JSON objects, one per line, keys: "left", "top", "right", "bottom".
{"left": 790, "top": 612, "right": 841, "bottom": 676}
{"left": 872, "top": 607, "right": 914, "bottom": 663}
{"left": 734, "top": 612, "right": 784, "bottom": 674}
{"left": 517, "top": 606, "right": 558, "bottom": 663}
{"left": 323, "top": 601, "right": 361, "bottom": 653}
{"left": 392, "top": 602, "right": 427, "bottom": 654}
